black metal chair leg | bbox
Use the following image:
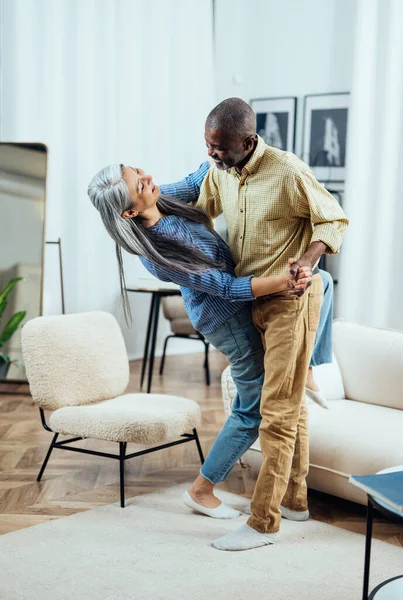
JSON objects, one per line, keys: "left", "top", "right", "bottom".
{"left": 204, "top": 342, "right": 210, "bottom": 386}
{"left": 140, "top": 294, "right": 156, "bottom": 389}
{"left": 159, "top": 335, "right": 172, "bottom": 375}
{"left": 193, "top": 428, "right": 205, "bottom": 464}
{"left": 147, "top": 295, "right": 161, "bottom": 393}
{"left": 37, "top": 432, "right": 59, "bottom": 481}
{"left": 119, "top": 442, "right": 127, "bottom": 508}
{"left": 362, "top": 498, "right": 373, "bottom": 600}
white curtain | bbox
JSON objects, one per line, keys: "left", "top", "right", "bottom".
{"left": 337, "top": 0, "right": 403, "bottom": 330}
{"left": 0, "top": 0, "right": 215, "bottom": 357}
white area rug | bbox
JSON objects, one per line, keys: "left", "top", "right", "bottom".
{"left": 1, "top": 484, "right": 402, "bottom": 600}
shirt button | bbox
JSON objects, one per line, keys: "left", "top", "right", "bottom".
{"left": 240, "top": 235, "right": 243, "bottom": 240}
{"left": 240, "top": 209, "right": 244, "bottom": 213}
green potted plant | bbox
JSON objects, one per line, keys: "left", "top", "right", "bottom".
{"left": 0, "top": 278, "right": 26, "bottom": 379}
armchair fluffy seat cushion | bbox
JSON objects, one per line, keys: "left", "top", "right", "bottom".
{"left": 49, "top": 393, "right": 202, "bottom": 444}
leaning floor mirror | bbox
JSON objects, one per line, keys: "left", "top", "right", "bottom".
{"left": 0, "top": 143, "right": 47, "bottom": 383}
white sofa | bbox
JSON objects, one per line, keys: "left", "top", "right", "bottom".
{"left": 221, "top": 320, "right": 403, "bottom": 506}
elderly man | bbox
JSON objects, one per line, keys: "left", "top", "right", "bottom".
{"left": 161, "top": 97, "right": 348, "bottom": 551}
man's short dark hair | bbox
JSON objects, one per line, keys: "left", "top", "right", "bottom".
{"left": 206, "top": 97, "right": 256, "bottom": 138}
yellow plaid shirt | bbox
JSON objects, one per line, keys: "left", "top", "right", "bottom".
{"left": 196, "top": 135, "right": 349, "bottom": 278}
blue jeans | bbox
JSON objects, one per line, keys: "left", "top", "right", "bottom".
{"left": 201, "top": 305, "right": 265, "bottom": 484}
{"left": 310, "top": 269, "right": 333, "bottom": 366}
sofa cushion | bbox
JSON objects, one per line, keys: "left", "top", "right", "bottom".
{"left": 248, "top": 400, "right": 403, "bottom": 477}
{"left": 333, "top": 320, "right": 403, "bottom": 411}
{"left": 312, "top": 353, "right": 345, "bottom": 401}
{"left": 308, "top": 400, "right": 403, "bottom": 475}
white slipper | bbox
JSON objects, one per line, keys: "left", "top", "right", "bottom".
{"left": 305, "top": 387, "right": 330, "bottom": 409}
{"left": 183, "top": 491, "right": 242, "bottom": 519}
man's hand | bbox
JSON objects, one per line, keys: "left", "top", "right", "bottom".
{"left": 288, "top": 242, "right": 328, "bottom": 296}
{"left": 288, "top": 258, "right": 312, "bottom": 297}
{"left": 287, "top": 259, "right": 313, "bottom": 296}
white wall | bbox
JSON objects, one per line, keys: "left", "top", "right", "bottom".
{"left": 0, "top": 0, "right": 215, "bottom": 361}
{"left": 337, "top": 0, "right": 403, "bottom": 331}
{"left": 0, "top": 0, "right": 359, "bottom": 366}
{"left": 214, "top": 0, "right": 357, "bottom": 307}
{"left": 214, "top": 0, "right": 357, "bottom": 156}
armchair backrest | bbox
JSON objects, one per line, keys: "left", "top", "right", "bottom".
{"left": 21, "top": 311, "right": 130, "bottom": 410}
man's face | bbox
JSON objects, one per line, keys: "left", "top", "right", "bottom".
{"left": 204, "top": 126, "right": 251, "bottom": 170}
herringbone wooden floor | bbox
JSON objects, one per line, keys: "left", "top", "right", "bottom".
{"left": 0, "top": 351, "right": 402, "bottom": 548}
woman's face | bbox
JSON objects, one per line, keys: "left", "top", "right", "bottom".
{"left": 122, "top": 166, "right": 160, "bottom": 218}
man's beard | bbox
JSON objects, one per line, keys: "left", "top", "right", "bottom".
{"left": 214, "top": 155, "right": 243, "bottom": 170}
{"left": 213, "top": 160, "right": 228, "bottom": 170}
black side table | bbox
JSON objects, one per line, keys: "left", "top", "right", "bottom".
{"left": 125, "top": 286, "right": 181, "bottom": 393}
{"left": 363, "top": 494, "right": 403, "bottom": 599}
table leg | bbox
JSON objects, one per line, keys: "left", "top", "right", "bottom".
{"left": 147, "top": 294, "right": 161, "bottom": 393}
{"left": 140, "top": 293, "right": 156, "bottom": 389}
{"left": 363, "top": 497, "right": 374, "bottom": 600}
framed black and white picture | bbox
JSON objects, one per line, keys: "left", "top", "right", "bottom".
{"left": 250, "top": 96, "right": 297, "bottom": 152}
{"left": 302, "top": 92, "right": 349, "bottom": 182}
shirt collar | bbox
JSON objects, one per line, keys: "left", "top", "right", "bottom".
{"left": 227, "top": 135, "right": 266, "bottom": 177}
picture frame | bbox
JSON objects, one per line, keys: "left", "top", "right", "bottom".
{"left": 302, "top": 92, "right": 350, "bottom": 182}
{"left": 250, "top": 96, "right": 297, "bottom": 152}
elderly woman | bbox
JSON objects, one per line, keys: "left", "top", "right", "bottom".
{"left": 88, "top": 163, "right": 312, "bottom": 521}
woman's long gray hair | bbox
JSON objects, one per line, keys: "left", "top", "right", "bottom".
{"left": 88, "top": 163, "right": 225, "bottom": 323}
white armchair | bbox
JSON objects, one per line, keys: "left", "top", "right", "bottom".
{"left": 21, "top": 311, "right": 203, "bottom": 507}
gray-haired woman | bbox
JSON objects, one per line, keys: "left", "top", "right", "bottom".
{"left": 88, "top": 164, "right": 311, "bottom": 520}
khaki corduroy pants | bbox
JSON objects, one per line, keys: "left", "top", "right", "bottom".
{"left": 247, "top": 274, "right": 323, "bottom": 534}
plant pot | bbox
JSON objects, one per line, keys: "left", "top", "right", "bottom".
{"left": 0, "top": 359, "right": 10, "bottom": 379}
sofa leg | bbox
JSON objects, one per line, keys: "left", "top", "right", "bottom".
{"left": 37, "top": 433, "right": 59, "bottom": 481}
{"left": 119, "top": 442, "right": 127, "bottom": 508}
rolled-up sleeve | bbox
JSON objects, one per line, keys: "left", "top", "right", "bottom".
{"left": 294, "top": 170, "right": 349, "bottom": 254}
{"left": 140, "top": 257, "right": 255, "bottom": 301}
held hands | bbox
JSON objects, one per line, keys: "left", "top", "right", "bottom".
{"left": 286, "top": 258, "right": 313, "bottom": 296}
